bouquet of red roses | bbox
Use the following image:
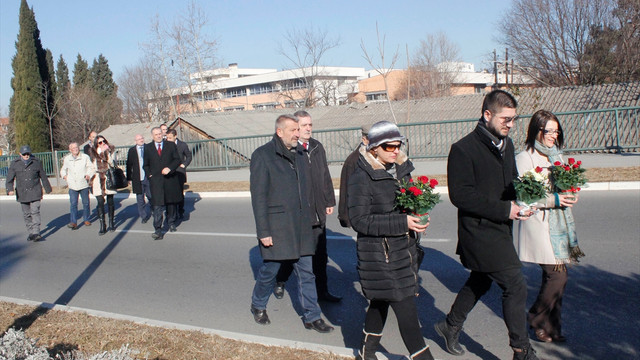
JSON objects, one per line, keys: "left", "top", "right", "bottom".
{"left": 550, "top": 158, "right": 588, "bottom": 195}
{"left": 395, "top": 175, "right": 441, "bottom": 225}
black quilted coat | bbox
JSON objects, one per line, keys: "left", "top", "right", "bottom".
{"left": 347, "top": 146, "right": 420, "bottom": 302}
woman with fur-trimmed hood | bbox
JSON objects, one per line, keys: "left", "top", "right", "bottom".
{"left": 347, "top": 121, "right": 435, "bottom": 360}
{"left": 89, "top": 135, "right": 117, "bottom": 235}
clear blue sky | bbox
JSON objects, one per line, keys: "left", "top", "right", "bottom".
{"left": 0, "top": 0, "right": 512, "bottom": 115}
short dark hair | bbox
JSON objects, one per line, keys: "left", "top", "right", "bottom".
{"left": 166, "top": 129, "right": 177, "bottom": 136}
{"left": 275, "top": 114, "right": 298, "bottom": 131}
{"left": 293, "top": 110, "right": 311, "bottom": 119}
{"left": 482, "top": 89, "right": 518, "bottom": 116}
{"left": 524, "top": 109, "right": 564, "bottom": 151}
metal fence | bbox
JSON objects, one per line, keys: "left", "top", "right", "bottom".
{"left": 1, "top": 106, "right": 638, "bottom": 176}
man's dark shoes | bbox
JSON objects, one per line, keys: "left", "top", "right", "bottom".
{"left": 32, "top": 234, "right": 43, "bottom": 242}
{"left": 534, "top": 328, "right": 552, "bottom": 343}
{"left": 435, "top": 320, "right": 465, "bottom": 356}
{"left": 250, "top": 306, "right": 270, "bottom": 325}
{"left": 318, "top": 291, "right": 342, "bottom": 303}
{"left": 67, "top": 223, "right": 77, "bottom": 230}
{"left": 169, "top": 224, "right": 177, "bottom": 232}
{"left": 304, "top": 319, "right": 334, "bottom": 333}
{"left": 141, "top": 216, "right": 150, "bottom": 224}
{"left": 513, "top": 344, "right": 539, "bottom": 360}
{"left": 27, "top": 234, "right": 35, "bottom": 242}
{"left": 151, "top": 231, "right": 163, "bottom": 240}
{"left": 274, "top": 282, "right": 285, "bottom": 299}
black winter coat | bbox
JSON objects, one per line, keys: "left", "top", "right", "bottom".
{"left": 250, "top": 135, "right": 315, "bottom": 261}
{"left": 143, "top": 140, "right": 183, "bottom": 206}
{"left": 298, "top": 137, "right": 335, "bottom": 225}
{"left": 447, "top": 123, "right": 521, "bottom": 272}
{"left": 5, "top": 156, "right": 52, "bottom": 203}
{"left": 175, "top": 139, "right": 192, "bottom": 184}
{"left": 338, "top": 144, "right": 362, "bottom": 228}
{"left": 348, "top": 146, "right": 420, "bottom": 302}
{"left": 126, "top": 145, "right": 146, "bottom": 194}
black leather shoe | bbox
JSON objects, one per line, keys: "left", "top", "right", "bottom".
{"left": 318, "top": 291, "right": 342, "bottom": 302}
{"left": 27, "top": 234, "right": 35, "bottom": 242}
{"left": 435, "top": 320, "right": 465, "bottom": 356}
{"left": 304, "top": 319, "right": 334, "bottom": 333}
{"left": 32, "top": 234, "right": 43, "bottom": 242}
{"left": 250, "top": 306, "right": 270, "bottom": 325}
{"left": 141, "top": 216, "right": 150, "bottom": 224}
{"left": 151, "top": 232, "right": 163, "bottom": 240}
{"left": 169, "top": 225, "right": 177, "bottom": 232}
{"left": 274, "top": 282, "right": 285, "bottom": 299}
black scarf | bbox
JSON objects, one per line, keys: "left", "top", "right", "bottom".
{"left": 477, "top": 118, "right": 506, "bottom": 156}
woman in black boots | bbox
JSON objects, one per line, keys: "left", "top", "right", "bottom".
{"left": 89, "top": 135, "right": 117, "bottom": 235}
{"left": 347, "top": 121, "right": 435, "bottom": 360}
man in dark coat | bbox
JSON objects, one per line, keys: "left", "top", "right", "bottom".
{"left": 434, "top": 90, "right": 538, "bottom": 360}
{"left": 126, "top": 134, "right": 151, "bottom": 223}
{"left": 5, "top": 145, "right": 52, "bottom": 242}
{"left": 249, "top": 114, "right": 333, "bottom": 333}
{"left": 165, "top": 129, "right": 192, "bottom": 219}
{"left": 83, "top": 131, "right": 97, "bottom": 156}
{"left": 143, "top": 127, "right": 182, "bottom": 240}
{"left": 338, "top": 124, "right": 370, "bottom": 228}
{"left": 273, "top": 110, "right": 341, "bottom": 303}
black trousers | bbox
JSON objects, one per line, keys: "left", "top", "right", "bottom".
{"left": 276, "top": 224, "right": 329, "bottom": 293}
{"left": 152, "top": 203, "right": 176, "bottom": 232}
{"left": 528, "top": 264, "right": 568, "bottom": 337}
{"left": 364, "top": 296, "right": 426, "bottom": 355}
{"left": 446, "top": 267, "right": 529, "bottom": 349}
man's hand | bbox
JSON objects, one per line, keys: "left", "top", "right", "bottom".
{"left": 180, "top": 164, "right": 185, "bottom": 168}
{"left": 260, "top": 236, "right": 273, "bottom": 247}
{"left": 161, "top": 167, "right": 170, "bottom": 175}
{"left": 63, "top": 175, "right": 67, "bottom": 181}
{"left": 407, "top": 215, "right": 429, "bottom": 233}
{"left": 326, "top": 206, "right": 334, "bottom": 215}
{"left": 510, "top": 202, "right": 532, "bottom": 220}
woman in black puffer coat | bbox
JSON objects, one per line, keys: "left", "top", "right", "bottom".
{"left": 348, "top": 121, "right": 434, "bottom": 360}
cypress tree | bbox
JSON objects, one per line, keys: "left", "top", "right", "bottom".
{"left": 9, "top": 0, "right": 50, "bottom": 153}
{"left": 91, "top": 54, "right": 117, "bottom": 99}
{"left": 73, "top": 54, "right": 91, "bottom": 88}
{"left": 45, "top": 49, "right": 56, "bottom": 99}
{"left": 56, "top": 54, "right": 70, "bottom": 97}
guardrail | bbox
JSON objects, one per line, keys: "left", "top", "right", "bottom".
{"left": 0, "top": 106, "right": 638, "bottom": 176}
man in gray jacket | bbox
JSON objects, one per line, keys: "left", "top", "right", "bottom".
{"left": 60, "top": 142, "right": 95, "bottom": 230}
{"left": 5, "top": 145, "right": 52, "bottom": 241}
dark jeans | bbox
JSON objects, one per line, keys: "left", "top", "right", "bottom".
{"left": 446, "top": 267, "right": 529, "bottom": 349}
{"left": 152, "top": 203, "right": 176, "bottom": 232}
{"left": 251, "top": 256, "right": 321, "bottom": 323}
{"left": 276, "top": 225, "right": 330, "bottom": 292}
{"left": 528, "top": 264, "right": 568, "bottom": 337}
{"left": 364, "top": 296, "right": 427, "bottom": 355}
{"left": 136, "top": 179, "right": 151, "bottom": 219}
{"left": 68, "top": 187, "right": 90, "bottom": 224}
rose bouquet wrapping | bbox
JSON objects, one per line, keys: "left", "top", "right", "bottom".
{"left": 550, "top": 158, "right": 588, "bottom": 197}
{"left": 513, "top": 166, "right": 548, "bottom": 210}
{"left": 395, "top": 175, "right": 441, "bottom": 225}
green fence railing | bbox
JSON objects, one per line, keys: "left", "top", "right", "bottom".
{"left": 1, "top": 106, "right": 638, "bottom": 176}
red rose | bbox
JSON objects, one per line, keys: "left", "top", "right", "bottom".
{"left": 554, "top": 161, "right": 562, "bottom": 166}
{"left": 564, "top": 166, "right": 571, "bottom": 171}
{"left": 577, "top": 187, "right": 581, "bottom": 191}
{"left": 577, "top": 160, "right": 582, "bottom": 165}
{"left": 400, "top": 188, "right": 406, "bottom": 193}
{"left": 418, "top": 176, "right": 428, "bottom": 184}
{"left": 410, "top": 178, "right": 414, "bottom": 183}
{"left": 535, "top": 166, "right": 543, "bottom": 173}
{"left": 409, "top": 186, "right": 422, "bottom": 196}
{"left": 429, "top": 178, "right": 439, "bottom": 188}
{"left": 573, "top": 164, "right": 579, "bottom": 169}
{"left": 568, "top": 158, "right": 575, "bottom": 165}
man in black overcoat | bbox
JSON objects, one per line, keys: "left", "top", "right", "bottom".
{"left": 337, "top": 124, "right": 370, "bottom": 228}
{"left": 434, "top": 90, "right": 538, "bottom": 360}
{"left": 249, "top": 114, "right": 333, "bottom": 333}
{"left": 143, "top": 127, "right": 182, "bottom": 240}
{"left": 126, "top": 134, "right": 151, "bottom": 223}
{"left": 166, "top": 129, "right": 192, "bottom": 219}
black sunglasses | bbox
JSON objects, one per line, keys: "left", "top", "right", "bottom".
{"left": 97, "top": 140, "right": 107, "bottom": 145}
{"left": 380, "top": 143, "right": 402, "bottom": 152}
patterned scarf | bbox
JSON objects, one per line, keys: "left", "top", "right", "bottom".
{"left": 534, "top": 141, "right": 585, "bottom": 269}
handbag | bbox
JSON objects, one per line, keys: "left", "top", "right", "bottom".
{"left": 105, "top": 165, "right": 127, "bottom": 190}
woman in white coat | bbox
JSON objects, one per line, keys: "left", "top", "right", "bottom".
{"left": 515, "top": 110, "right": 584, "bottom": 343}
{"left": 88, "top": 135, "right": 117, "bottom": 235}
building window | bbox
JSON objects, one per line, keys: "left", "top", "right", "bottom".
{"left": 281, "top": 78, "right": 307, "bottom": 91}
{"left": 223, "top": 105, "right": 245, "bottom": 112}
{"left": 474, "top": 85, "right": 485, "bottom": 94}
{"left": 222, "top": 87, "right": 247, "bottom": 98}
{"left": 253, "top": 102, "right": 279, "bottom": 110}
{"left": 284, "top": 99, "right": 305, "bottom": 108}
{"left": 250, "top": 83, "right": 275, "bottom": 95}
{"left": 365, "top": 91, "right": 387, "bottom": 101}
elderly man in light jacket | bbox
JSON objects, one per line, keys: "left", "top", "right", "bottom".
{"left": 60, "top": 142, "right": 95, "bottom": 230}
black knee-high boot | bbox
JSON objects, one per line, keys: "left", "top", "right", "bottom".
{"left": 97, "top": 206, "right": 107, "bottom": 235}
{"left": 356, "top": 331, "right": 381, "bottom": 360}
{"left": 108, "top": 202, "right": 115, "bottom": 232}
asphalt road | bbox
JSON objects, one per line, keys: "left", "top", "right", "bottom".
{"left": 1, "top": 190, "right": 639, "bottom": 360}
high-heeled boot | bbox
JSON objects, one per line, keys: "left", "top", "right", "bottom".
{"left": 97, "top": 207, "right": 107, "bottom": 235}
{"left": 411, "top": 346, "right": 435, "bottom": 360}
{"left": 108, "top": 203, "right": 116, "bottom": 232}
{"left": 355, "top": 331, "right": 381, "bottom": 360}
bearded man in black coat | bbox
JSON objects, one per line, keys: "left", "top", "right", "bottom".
{"left": 248, "top": 114, "right": 333, "bottom": 333}
{"left": 143, "top": 127, "right": 182, "bottom": 240}
{"left": 434, "top": 90, "right": 538, "bottom": 360}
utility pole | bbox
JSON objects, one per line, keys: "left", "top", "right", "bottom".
{"left": 493, "top": 49, "right": 498, "bottom": 90}
{"left": 505, "top": 48, "right": 509, "bottom": 87}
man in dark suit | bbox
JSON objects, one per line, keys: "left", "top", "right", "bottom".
{"left": 143, "top": 127, "right": 182, "bottom": 240}
{"left": 126, "top": 134, "right": 151, "bottom": 223}
{"left": 249, "top": 114, "right": 333, "bottom": 333}
{"left": 434, "top": 90, "right": 537, "bottom": 360}
{"left": 166, "top": 129, "right": 192, "bottom": 219}
{"left": 83, "top": 131, "right": 97, "bottom": 156}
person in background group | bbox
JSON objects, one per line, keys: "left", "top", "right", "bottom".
{"left": 144, "top": 127, "right": 182, "bottom": 240}
{"left": 89, "top": 135, "right": 118, "bottom": 235}
{"left": 5, "top": 145, "right": 52, "bottom": 242}
{"left": 347, "top": 121, "right": 434, "bottom": 360}
{"left": 160, "top": 124, "right": 168, "bottom": 140}
{"left": 60, "top": 142, "right": 95, "bottom": 230}
{"left": 126, "top": 134, "right": 152, "bottom": 224}
{"left": 249, "top": 114, "right": 333, "bottom": 333}
{"left": 435, "top": 90, "right": 538, "bottom": 360}
{"left": 515, "top": 109, "right": 583, "bottom": 344}
{"left": 165, "top": 129, "right": 192, "bottom": 220}
{"left": 338, "top": 124, "right": 370, "bottom": 229}
{"left": 83, "top": 131, "right": 97, "bottom": 156}
{"left": 273, "top": 110, "right": 341, "bottom": 303}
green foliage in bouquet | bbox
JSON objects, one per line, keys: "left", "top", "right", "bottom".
{"left": 395, "top": 175, "right": 441, "bottom": 214}
{"left": 514, "top": 167, "right": 548, "bottom": 205}
{"left": 550, "top": 158, "right": 587, "bottom": 193}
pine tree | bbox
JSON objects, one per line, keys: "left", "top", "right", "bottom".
{"left": 56, "top": 55, "right": 70, "bottom": 97}
{"left": 9, "top": 0, "right": 51, "bottom": 153}
{"left": 45, "top": 49, "right": 56, "bottom": 99}
{"left": 73, "top": 54, "right": 91, "bottom": 88}
{"left": 91, "top": 54, "right": 117, "bottom": 99}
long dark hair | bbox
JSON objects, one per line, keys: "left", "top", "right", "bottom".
{"left": 524, "top": 109, "right": 564, "bottom": 151}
